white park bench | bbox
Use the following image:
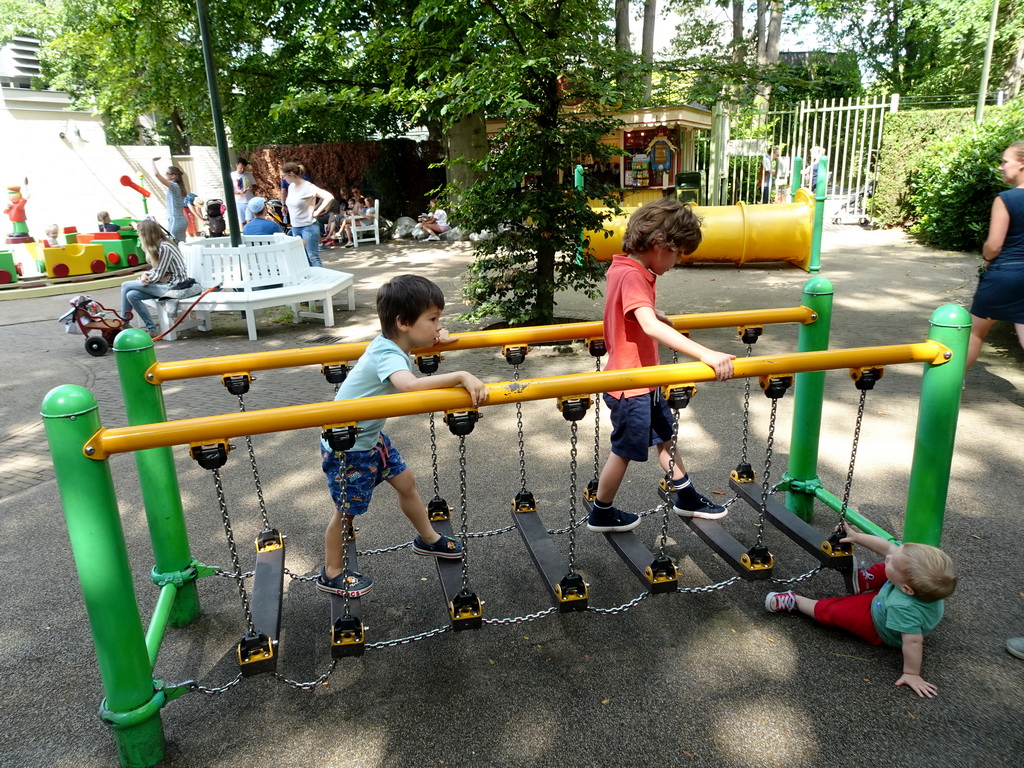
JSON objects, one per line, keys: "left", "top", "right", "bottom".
{"left": 151, "top": 234, "right": 355, "bottom": 341}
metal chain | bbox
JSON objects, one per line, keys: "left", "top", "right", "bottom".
{"left": 567, "top": 420, "right": 579, "bottom": 573}
{"left": 457, "top": 436, "right": 471, "bottom": 593}
{"left": 588, "top": 592, "right": 651, "bottom": 614}
{"left": 163, "top": 673, "right": 243, "bottom": 696}
{"left": 429, "top": 411, "right": 441, "bottom": 500}
{"left": 546, "top": 515, "right": 589, "bottom": 536}
{"left": 739, "top": 344, "right": 754, "bottom": 465}
{"left": 514, "top": 367, "right": 528, "bottom": 494}
{"left": 212, "top": 468, "right": 255, "bottom": 634}
{"left": 771, "top": 565, "right": 824, "bottom": 585}
{"left": 659, "top": 399, "right": 681, "bottom": 557}
{"left": 678, "top": 575, "right": 741, "bottom": 594}
{"left": 215, "top": 568, "right": 254, "bottom": 579}
{"left": 592, "top": 356, "right": 602, "bottom": 483}
{"left": 484, "top": 606, "right": 560, "bottom": 626}
{"left": 338, "top": 453, "right": 353, "bottom": 616}
{"left": 839, "top": 389, "right": 868, "bottom": 522}
{"left": 237, "top": 394, "right": 271, "bottom": 531}
{"left": 755, "top": 397, "right": 778, "bottom": 548}
{"left": 272, "top": 661, "right": 338, "bottom": 691}
{"left": 367, "top": 625, "right": 452, "bottom": 649}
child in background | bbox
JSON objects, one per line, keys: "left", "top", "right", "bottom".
{"left": 97, "top": 211, "right": 122, "bottom": 233}
{"left": 42, "top": 224, "right": 63, "bottom": 248}
{"left": 765, "top": 521, "right": 957, "bottom": 698}
{"left": 317, "top": 274, "right": 488, "bottom": 597}
{"left": 589, "top": 198, "right": 735, "bottom": 533}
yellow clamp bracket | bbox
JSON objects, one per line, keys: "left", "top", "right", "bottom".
{"left": 851, "top": 368, "right": 884, "bottom": 382}
{"left": 554, "top": 575, "right": 589, "bottom": 603}
{"left": 662, "top": 383, "right": 696, "bottom": 409}
{"left": 256, "top": 529, "right": 283, "bottom": 553}
{"left": 820, "top": 539, "right": 854, "bottom": 558}
{"left": 740, "top": 550, "right": 775, "bottom": 571}
{"left": 502, "top": 344, "right": 530, "bottom": 365}
{"left": 737, "top": 325, "right": 764, "bottom": 344}
{"left": 557, "top": 395, "right": 592, "bottom": 422}
{"left": 759, "top": 373, "right": 794, "bottom": 397}
{"left": 645, "top": 561, "right": 678, "bottom": 585}
{"left": 220, "top": 372, "right": 253, "bottom": 396}
{"left": 188, "top": 440, "right": 231, "bottom": 471}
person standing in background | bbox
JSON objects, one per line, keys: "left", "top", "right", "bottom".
{"left": 231, "top": 158, "right": 256, "bottom": 229}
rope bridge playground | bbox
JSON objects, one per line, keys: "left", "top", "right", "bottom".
{"left": 42, "top": 277, "right": 969, "bottom": 768}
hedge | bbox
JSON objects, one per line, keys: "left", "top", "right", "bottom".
{"left": 872, "top": 108, "right": 974, "bottom": 229}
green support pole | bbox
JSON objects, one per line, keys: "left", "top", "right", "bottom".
{"left": 790, "top": 156, "right": 803, "bottom": 202}
{"left": 782, "top": 277, "right": 834, "bottom": 521}
{"left": 809, "top": 155, "right": 828, "bottom": 274}
{"left": 42, "top": 385, "right": 166, "bottom": 768}
{"left": 114, "top": 329, "right": 200, "bottom": 627}
{"left": 196, "top": 0, "right": 240, "bottom": 244}
{"left": 575, "top": 163, "right": 585, "bottom": 265}
{"left": 903, "top": 304, "right": 969, "bottom": 546}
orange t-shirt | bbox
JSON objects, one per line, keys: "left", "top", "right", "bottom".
{"left": 604, "top": 254, "right": 659, "bottom": 399}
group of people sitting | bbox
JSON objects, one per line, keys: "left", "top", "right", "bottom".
{"left": 322, "top": 188, "right": 376, "bottom": 248}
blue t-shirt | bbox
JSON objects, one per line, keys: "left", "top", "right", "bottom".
{"left": 243, "top": 218, "right": 284, "bottom": 235}
{"left": 323, "top": 335, "right": 411, "bottom": 451}
{"left": 870, "top": 582, "right": 944, "bottom": 647}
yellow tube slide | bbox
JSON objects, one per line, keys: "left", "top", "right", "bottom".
{"left": 585, "top": 188, "right": 814, "bottom": 271}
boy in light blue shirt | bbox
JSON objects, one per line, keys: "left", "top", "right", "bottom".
{"left": 317, "top": 274, "right": 488, "bottom": 597}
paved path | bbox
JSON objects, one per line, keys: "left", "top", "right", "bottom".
{"left": 1, "top": 229, "right": 1022, "bottom": 767}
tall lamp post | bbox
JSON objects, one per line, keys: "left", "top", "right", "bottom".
{"left": 195, "top": 0, "right": 241, "bottom": 244}
{"left": 976, "top": 0, "right": 1000, "bottom": 124}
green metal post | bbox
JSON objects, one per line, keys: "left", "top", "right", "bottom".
{"left": 790, "top": 156, "right": 803, "bottom": 202}
{"left": 42, "top": 385, "right": 165, "bottom": 768}
{"left": 114, "top": 329, "right": 200, "bottom": 627}
{"left": 575, "top": 164, "right": 585, "bottom": 265}
{"left": 782, "top": 277, "right": 834, "bottom": 521}
{"left": 903, "top": 305, "right": 969, "bottom": 545}
{"left": 195, "top": 0, "right": 240, "bottom": 244}
{"left": 808, "top": 155, "right": 828, "bottom": 273}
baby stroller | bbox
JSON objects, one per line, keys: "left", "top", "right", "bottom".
{"left": 832, "top": 179, "right": 875, "bottom": 225}
{"left": 206, "top": 198, "right": 227, "bottom": 237}
{"left": 58, "top": 294, "right": 132, "bottom": 356}
{"left": 266, "top": 199, "right": 288, "bottom": 232}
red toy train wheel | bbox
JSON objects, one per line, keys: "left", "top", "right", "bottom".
{"left": 91, "top": 260, "right": 105, "bottom": 274}
{"left": 107, "top": 252, "right": 121, "bottom": 265}
{"left": 0, "top": 269, "right": 12, "bottom": 284}
{"left": 127, "top": 253, "right": 139, "bottom": 266}
{"left": 52, "top": 263, "right": 70, "bottom": 277}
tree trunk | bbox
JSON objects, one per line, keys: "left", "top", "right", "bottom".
{"left": 731, "top": 0, "right": 745, "bottom": 65}
{"left": 616, "top": 0, "right": 631, "bottom": 51}
{"left": 642, "top": 0, "right": 657, "bottom": 102}
{"left": 1002, "top": 35, "right": 1024, "bottom": 99}
{"left": 755, "top": 0, "right": 767, "bottom": 64}
{"left": 444, "top": 109, "right": 488, "bottom": 201}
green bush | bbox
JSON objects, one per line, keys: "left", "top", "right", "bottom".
{"left": 873, "top": 108, "right": 974, "bottom": 229}
{"left": 910, "top": 101, "right": 1024, "bottom": 252}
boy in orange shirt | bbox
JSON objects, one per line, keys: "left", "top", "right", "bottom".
{"left": 589, "top": 199, "right": 736, "bottom": 532}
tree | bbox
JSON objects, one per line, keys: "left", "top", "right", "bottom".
{"left": 805, "top": 0, "right": 1024, "bottom": 98}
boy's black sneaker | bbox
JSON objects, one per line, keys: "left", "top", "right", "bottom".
{"left": 672, "top": 490, "right": 728, "bottom": 520}
{"left": 587, "top": 505, "right": 641, "bottom": 532}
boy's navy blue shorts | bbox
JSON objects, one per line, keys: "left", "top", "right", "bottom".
{"left": 602, "top": 390, "right": 677, "bottom": 462}
{"left": 321, "top": 432, "right": 407, "bottom": 515}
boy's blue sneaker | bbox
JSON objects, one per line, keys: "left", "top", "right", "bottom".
{"left": 412, "top": 533, "right": 464, "bottom": 559}
{"left": 315, "top": 568, "right": 374, "bottom": 598}
{"left": 672, "top": 489, "right": 728, "bottom": 520}
{"left": 587, "top": 505, "right": 641, "bottom": 533}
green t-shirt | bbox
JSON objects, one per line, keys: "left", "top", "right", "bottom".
{"left": 871, "top": 582, "right": 944, "bottom": 647}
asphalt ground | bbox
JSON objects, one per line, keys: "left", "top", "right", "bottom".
{"left": 1, "top": 227, "right": 1023, "bottom": 767}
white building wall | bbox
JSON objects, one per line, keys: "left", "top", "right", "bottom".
{"left": 1, "top": 86, "right": 230, "bottom": 240}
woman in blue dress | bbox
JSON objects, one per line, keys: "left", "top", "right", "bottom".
{"left": 968, "top": 140, "right": 1024, "bottom": 368}
{"left": 151, "top": 157, "right": 189, "bottom": 243}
